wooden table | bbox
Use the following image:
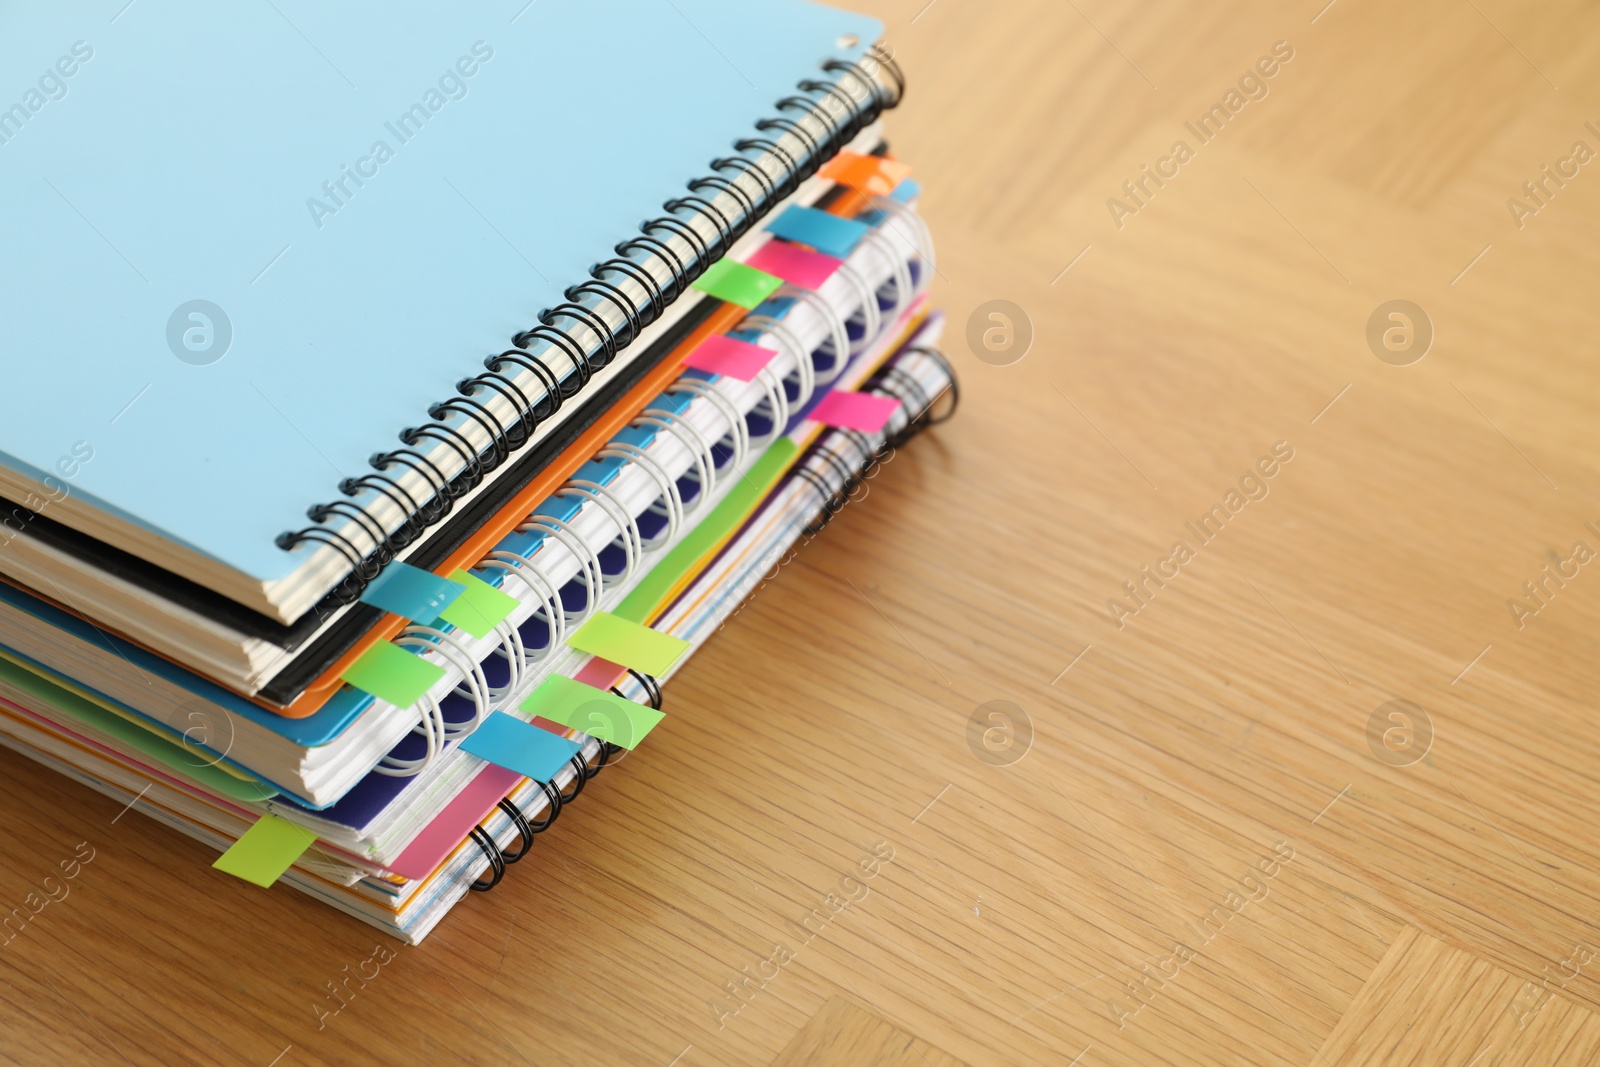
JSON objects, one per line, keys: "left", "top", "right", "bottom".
{"left": 4, "top": 1, "right": 1599, "bottom": 1063}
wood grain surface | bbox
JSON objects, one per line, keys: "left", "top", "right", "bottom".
{"left": 3, "top": 0, "right": 1600, "bottom": 1063}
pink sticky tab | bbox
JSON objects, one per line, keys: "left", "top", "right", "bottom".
{"left": 574, "top": 655, "right": 628, "bottom": 690}
{"left": 747, "top": 241, "right": 845, "bottom": 290}
{"left": 681, "top": 334, "right": 778, "bottom": 382}
{"left": 389, "top": 765, "right": 518, "bottom": 879}
{"left": 809, "top": 391, "right": 901, "bottom": 433}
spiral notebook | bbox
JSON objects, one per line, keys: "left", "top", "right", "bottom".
{"left": 0, "top": 133, "right": 896, "bottom": 710}
{"left": 0, "top": 325, "right": 957, "bottom": 942}
{"left": 0, "top": 0, "right": 885, "bottom": 624}
{"left": 0, "top": 177, "right": 934, "bottom": 808}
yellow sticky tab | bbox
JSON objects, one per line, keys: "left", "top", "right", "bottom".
{"left": 566, "top": 612, "right": 688, "bottom": 676}
{"left": 213, "top": 814, "right": 316, "bottom": 888}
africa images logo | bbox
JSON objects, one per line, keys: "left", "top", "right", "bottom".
{"left": 166, "top": 300, "right": 233, "bottom": 366}
{"left": 305, "top": 42, "right": 494, "bottom": 229}
{"left": 0, "top": 40, "right": 94, "bottom": 148}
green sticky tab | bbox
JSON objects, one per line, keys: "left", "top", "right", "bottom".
{"left": 434, "top": 570, "right": 519, "bottom": 638}
{"left": 520, "top": 675, "right": 665, "bottom": 749}
{"left": 614, "top": 439, "right": 798, "bottom": 622}
{"left": 213, "top": 814, "right": 317, "bottom": 888}
{"left": 566, "top": 612, "right": 689, "bottom": 676}
{"left": 341, "top": 641, "right": 445, "bottom": 706}
{"left": 691, "top": 259, "right": 784, "bottom": 309}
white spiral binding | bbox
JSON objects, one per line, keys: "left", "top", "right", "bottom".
{"left": 862, "top": 228, "right": 915, "bottom": 326}
{"left": 663, "top": 380, "right": 749, "bottom": 472}
{"left": 597, "top": 442, "right": 685, "bottom": 548}
{"left": 869, "top": 195, "right": 936, "bottom": 279}
{"left": 463, "top": 617, "right": 527, "bottom": 707}
{"left": 748, "top": 361, "right": 791, "bottom": 450}
{"left": 400, "top": 626, "right": 490, "bottom": 740}
{"left": 362, "top": 166, "right": 926, "bottom": 781}
{"left": 375, "top": 625, "right": 490, "bottom": 776}
{"left": 478, "top": 551, "right": 566, "bottom": 658}
{"left": 834, "top": 260, "right": 882, "bottom": 356}
{"left": 632, "top": 409, "right": 719, "bottom": 511}
{"left": 516, "top": 514, "right": 604, "bottom": 620}
{"left": 740, "top": 310, "right": 816, "bottom": 408}
{"left": 558, "top": 481, "right": 645, "bottom": 587}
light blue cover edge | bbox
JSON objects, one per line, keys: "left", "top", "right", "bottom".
{"left": 0, "top": 0, "right": 883, "bottom": 581}
{"left": 0, "top": 578, "right": 365, "bottom": 751}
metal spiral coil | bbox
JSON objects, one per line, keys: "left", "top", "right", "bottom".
{"left": 662, "top": 379, "right": 749, "bottom": 473}
{"left": 272, "top": 47, "right": 904, "bottom": 608}
{"left": 467, "top": 826, "right": 505, "bottom": 891}
{"left": 798, "top": 344, "right": 954, "bottom": 535}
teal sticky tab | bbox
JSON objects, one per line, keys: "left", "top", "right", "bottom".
{"left": 521, "top": 675, "right": 665, "bottom": 749}
{"left": 360, "top": 561, "right": 466, "bottom": 621}
{"left": 459, "top": 711, "right": 583, "bottom": 783}
{"left": 500, "top": 529, "right": 543, "bottom": 557}
{"left": 531, "top": 494, "right": 585, "bottom": 525}
{"left": 645, "top": 390, "right": 695, "bottom": 417}
{"left": 692, "top": 259, "right": 784, "bottom": 309}
{"left": 612, "top": 425, "right": 658, "bottom": 451}
{"left": 891, "top": 178, "right": 921, "bottom": 203}
{"left": 341, "top": 642, "right": 445, "bottom": 707}
{"left": 434, "top": 570, "right": 519, "bottom": 639}
{"left": 571, "top": 455, "right": 627, "bottom": 486}
{"left": 213, "top": 814, "right": 317, "bottom": 888}
{"left": 765, "top": 205, "right": 871, "bottom": 259}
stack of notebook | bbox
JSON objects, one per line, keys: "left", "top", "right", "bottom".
{"left": 0, "top": 0, "right": 956, "bottom": 942}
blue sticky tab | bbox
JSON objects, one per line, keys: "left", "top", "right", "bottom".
{"left": 531, "top": 495, "right": 584, "bottom": 525}
{"left": 611, "top": 425, "right": 657, "bottom": 451}
{"left": 645, "top": 391, "right": 695, "bottom": 418}
{"left": 766, "top": 205, "right": 871, "bottom": 259}
{"left": 571, "top": 455, "right": 627, "bottom": 486}
{"left": 500, "top": 529, "right": 544, "bottom": 557}
{"left": 359, "top": 561, "right": 466, "bottom": 621}
{"left": 890, "top": 178, "right": 921, "bottom": 203}
{"left": 458, "top": 712, "right": 583, "bottom": 783}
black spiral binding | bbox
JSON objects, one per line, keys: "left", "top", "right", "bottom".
{"left": 462, "top": 340, "right": 952, "bottom": 890}
{"left": 467, "top": 825, "right": 505, "bottom": 892}
{"left": 277, "top": 46, "right": 905, "bottom": 612}
{"left": 465, "top": 670, "right": 662, "bottom": 892}
{"left": 800, "top": 345, "right": 958, "bottom": 536}
{"left": 601, "top": 667, "right": 662, "bottom": 766}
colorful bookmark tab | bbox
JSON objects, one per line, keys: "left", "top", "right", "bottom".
{"left": 213, "top": 814, "right": 317, "bottom": 888}
{"left": 766, "top": 205, "right": 871, "bottom": 259}
{"left": 809, "top": 390, "right": 901, "bottom": 434}
{"left": 682, "top": 334, "right": 778, "bottom": 382}
{"left": 521, "top": 675, "right": 665, "bottom": 750}
{"left": 360, "top": 561, "right": 466, "bottom": 621}
{"left": 890, "top": 178, "right": 921, "bottom": 203}
{"left": 433, "top": 570, "right": 519, "bottom": 638}
{"left": 341, "top": 641, "right": 445, "bottom": 706}
{"left": 746, "top": 241, "right": 845, "bottom": 290}
{"left": 566, "top": 611, "right": 689, "bottom": 676}
{"left": 459, "top": 711, "right": 583, "bottom": 783}
{"left": 820, "top": 151, "right": 914, "bottom": 197}
{"left": 691, "top": 259, "right": 784, "bottom": 309}
{"left": 573, "top": 655, "right": 629, "bottom": 690}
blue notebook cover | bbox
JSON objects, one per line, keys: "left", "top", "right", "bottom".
{"left": 0, "top": 0, "right": 880, "bottom": 586}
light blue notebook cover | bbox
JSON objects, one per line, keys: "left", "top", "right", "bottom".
{"left": 0, "top": 0, "right": 880, "bottom": 584}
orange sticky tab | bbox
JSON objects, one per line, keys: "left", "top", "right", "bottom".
{"left": 820, "top": 152, "right": 913, "bottom": 197}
